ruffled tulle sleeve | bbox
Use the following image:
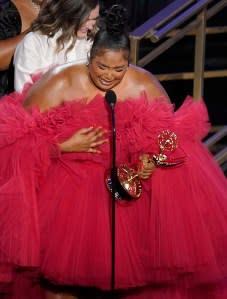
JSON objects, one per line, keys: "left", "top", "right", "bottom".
{"left": 173, "top": 96, "right": 211, "bottom": 140}
{"left": 0, "top": 93, "right": 71, "bottom": 282}
{"left": 113, "top": 94, "right": 210, "bottom": 172}
{"left": 116, "top": 95, "right": 175, "bottom": 160}
{"left": 115, "top": 95, "right": 211, "bottom": 166}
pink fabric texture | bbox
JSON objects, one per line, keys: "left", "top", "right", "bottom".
{"left": 0, "top": 91, "right": 227, "bottom": 298}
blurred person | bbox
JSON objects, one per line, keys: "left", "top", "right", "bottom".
{"left": 0, "top": 0, "right": 43, "bottom": 97}
{"left": 13, "top": 0, "right": 100, "bottom": 92}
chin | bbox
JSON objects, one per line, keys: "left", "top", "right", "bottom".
{"left": 98, "top": 86, "right": 109, "bottom": 92}
{"left": 95, "top": 84, "right": 110, "bottom": 92}
{"left": 77, "top": 32, "right": 87, "bottom": 39}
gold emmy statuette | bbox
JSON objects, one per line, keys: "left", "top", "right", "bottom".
{"left": 152, "top": 130, "right": 186, "bottom": 167}
{"left": 105, "top": 130, "right": 185, "bottom": 201}
{"left": 105, "top": 165, "right": 142, "bottom": 202}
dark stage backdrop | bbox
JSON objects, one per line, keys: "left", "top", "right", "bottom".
{"left": 102, "top": 1, "right": 227, "bottom": 127}
{"left": 102, "top": 0, "right": 173, "bottom": 29}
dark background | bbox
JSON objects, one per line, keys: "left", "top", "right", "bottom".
{"left": 102, "top": 0, "right": 227, "bottom": 127}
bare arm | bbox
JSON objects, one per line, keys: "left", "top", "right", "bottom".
{"left": 0, "top": 1, "right": 29, "bottom": 71}
{"left": 148, "top": 74, "right": 170, "bottom": 101}
{"left": 143, "top": 71, "right": 171, "bottom": 102}
{"left": 125, "top": 66, "right": 171, "bottom": 180}
{"left": 129, "top": 65, "right": 170, "bottom": 102}
{"left": 0, "top": 31, "right": 28, "bottom": 71}
{"left": 23, "top": 70, "right": 66, "bottom": 112}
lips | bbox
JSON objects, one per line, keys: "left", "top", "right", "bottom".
{"left": 77, "top": 28, "right": 88, "bottom": 37}
{"left": 80, "top": 27, "right": 88, "bottom": 33}
{"left": 99, "top": 78, "right": 113, "bottom": 86}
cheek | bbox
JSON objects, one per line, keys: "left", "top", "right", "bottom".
{"left": 114, "top": 72, "right": 126, "bottom": 81}
{"left": 116, "top": 73, "right": 124, "bottom": 79}
{"left": 92, "top": 70, "right": 102, "bottom": 79}
{"left": 87, "top": 20, "right": 96, "bottom": 28}
{"left": 89, "top": 68, "right": 102, "bottom": 81}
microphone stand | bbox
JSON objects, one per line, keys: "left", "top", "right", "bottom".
{"left": 109, "top": 103, "right": 117, "bottom": 295}
{"left": 105, "top": 89, "right": 117, "bottom": 297}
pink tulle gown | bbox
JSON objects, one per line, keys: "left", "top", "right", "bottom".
{"left": 0, "top": 88, "right": 226, "bottom": 299}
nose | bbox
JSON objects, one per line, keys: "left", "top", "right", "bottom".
{"left": 103, "top": 70, "right": 114, "bottom": 81}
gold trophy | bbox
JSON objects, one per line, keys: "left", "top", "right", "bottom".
{"left": 105, "top": 130, "right": 186, "bottom": 201}
{"left": 152, "top": 130, "right": 186, "bottom": 167}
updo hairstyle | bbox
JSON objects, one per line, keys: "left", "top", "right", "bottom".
{"left": 90, "top": 4, "right": 130, "bottom": 61}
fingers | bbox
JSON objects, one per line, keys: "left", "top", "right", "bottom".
{"left": 87, "top": 138, "right": 108, "bottom": 154}
{"left": 60, "top": 126, "right": 109, "bottom": 153}
{"left": 78, "top": 126, "right": 107, "bottom": 139}
{"left": 77, "top": 127, "right": 96, "bottom": 134}
{"left": 90, "top": 138, "right": 108, "bottom": 148}
{"left": 79, "top": 126, "right": 108, "bottom": 153}
{"left": 87, "top": 127, "right": 107, "bottom": 142}
{"left": 137, "top": 154, "right": 155, "bottom": 179}
{"left": 87, "top": 147, "right": 101, "bottom": 154}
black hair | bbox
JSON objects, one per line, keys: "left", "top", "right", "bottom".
{"left": 90, "top": 4, "right": 130, "bottom": 61}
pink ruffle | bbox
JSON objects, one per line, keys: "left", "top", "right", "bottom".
{"left": 0, "top": 91, "right": 226, "bottom": 298}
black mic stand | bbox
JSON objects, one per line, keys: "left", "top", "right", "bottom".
{"left": 105, "top": 90, "right": 117, "bottom": 297}
{"left": 109, "top": 102, "right": 117, "bottom": 295}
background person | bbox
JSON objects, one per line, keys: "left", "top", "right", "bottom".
{"left": 13, "top": 0, "right": 100, "bottom": 92}
{"left": 0, "top": 0, "right": 43, "bottom": 97}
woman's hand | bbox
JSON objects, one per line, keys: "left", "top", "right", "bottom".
{"left": 59, "top": 127, "right": 108, "bottom": 153}
{"left": 137, "top": 154, "right": 155, "bottom": 179}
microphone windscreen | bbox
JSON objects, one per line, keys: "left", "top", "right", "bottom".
{"left": 105, "top": 90, "right": 117, "bottom": 106}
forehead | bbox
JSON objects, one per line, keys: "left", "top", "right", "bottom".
{"left": 88, "top": 5, "right": 100, "bottom": 19}
{"left": 93, "top": 49, "right": 128, "bottom": 66}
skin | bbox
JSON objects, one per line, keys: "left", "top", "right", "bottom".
{"left": 0, "top": 0, "right": 43, "bottom": 70}
{"left": 77, "top": 4, "right": 100, "bottom": 39}
{"left": 45, "top": 291, "right": 76, "bottom": 299}
{"left": 0, "top": 2, "right": 99, "bottom": 71}
{"left": 24, "top": 50, "right": 170, "bottom": 179}
{"left": 24, "top": 50, "right": 169, "bottom": 298}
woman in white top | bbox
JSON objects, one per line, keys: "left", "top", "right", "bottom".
{"left": 14, "top": 0, "right": 100, "bottom": 92}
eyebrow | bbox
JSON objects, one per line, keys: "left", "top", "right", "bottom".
{"left": 97, "top": 62, "right": 127, "bottom": 69}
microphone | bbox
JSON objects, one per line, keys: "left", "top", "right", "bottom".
{"left": 105, "top": 90, "right": 117, "bottom": 108}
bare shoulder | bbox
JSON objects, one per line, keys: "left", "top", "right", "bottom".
{"left": 24, "top": 64, "right": 87, "bottom": 112}
{"left": 128, "top": 65, "right": 170, "bottom": 101}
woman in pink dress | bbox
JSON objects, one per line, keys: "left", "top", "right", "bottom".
{"left": 0, "top": 4, "right": 226, "bottom": 299}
